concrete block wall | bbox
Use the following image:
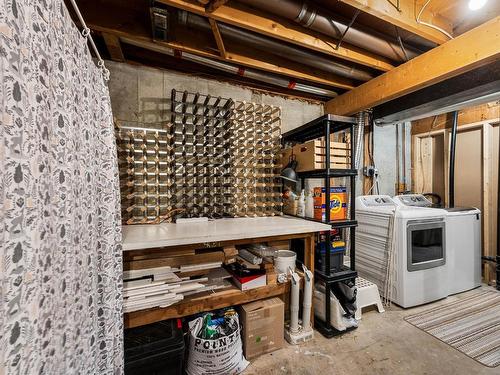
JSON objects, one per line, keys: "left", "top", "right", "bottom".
{"left": 106, "top": 60, "right": 406, "bottom": 199}
{"left": 106, "top": 60, "right": 323, "bottom": 133}
{"left": 372, "top": 123, "right": 412, "bottom": 196}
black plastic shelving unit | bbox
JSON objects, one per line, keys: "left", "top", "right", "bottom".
{"left": 282, "top": 114, "right": 358, "bottom": 338}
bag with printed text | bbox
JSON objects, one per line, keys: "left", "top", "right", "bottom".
{"left": 186, "top": 308, "right": 249, "bottom": 375}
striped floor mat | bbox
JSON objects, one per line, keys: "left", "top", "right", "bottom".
{"left": 405, "top": 289, "right": 500, "bottom": 367}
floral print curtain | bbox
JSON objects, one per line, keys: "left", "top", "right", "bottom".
{"left": 0, "top": 0, "right": 123, "bottom": 373}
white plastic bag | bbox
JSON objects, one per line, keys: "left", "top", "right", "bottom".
{"left": 186, "top": 312, "right": 249, "bottom": 375}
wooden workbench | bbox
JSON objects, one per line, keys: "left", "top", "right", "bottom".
{"left": 122, "top": 216, "right": 330, "bottom": 328}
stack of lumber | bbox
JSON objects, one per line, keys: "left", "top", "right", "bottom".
{"left": 123, "top": 248, "right": 233, "bottom": 312}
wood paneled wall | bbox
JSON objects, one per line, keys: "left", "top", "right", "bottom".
{"left": 411, "top": 101, "right": 500, "bottom": 285}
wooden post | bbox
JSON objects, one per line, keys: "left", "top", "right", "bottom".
{"left": 483, "top": 122, "right": 493, "bottom": 284}
{"left": 304, "top": 233, "right": 315, "bottom": 273}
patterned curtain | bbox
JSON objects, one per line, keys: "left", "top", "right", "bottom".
{"left": 0, "top": 1, "right": 123, "bottom": 374}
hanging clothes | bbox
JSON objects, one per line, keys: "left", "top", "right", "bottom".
{"left": 0, "top": 0, "right": 123, "bottom": 373}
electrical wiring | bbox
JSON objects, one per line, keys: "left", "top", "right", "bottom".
{"left": 394, "top": 26, "right": 409, "bottom": 62}
{"left": 416, "top": 0, "right": 454, "bottom": 40}
{"left": 367, "top": 172, "right": 381, "bottom": 195}
{"left": 366, "top": 111, "right": 380, "bottom": 195}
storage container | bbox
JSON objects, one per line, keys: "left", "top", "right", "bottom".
{"left": 274, "top": 250, "right": 297, "bottom": 273}
{"left": 315, "top": 236, "right": 346, "bottom": 273}
{"left": 124, "top": 319, "right": 185, "bottom": 375}
{"left": 316, "top": 246, "right": 345, "bottom": 273}
{"left": 281, "top": 136, "right": 350, "bottom": 172}
{"left": 313, "top": 186, "right": 348, "bottom": 222}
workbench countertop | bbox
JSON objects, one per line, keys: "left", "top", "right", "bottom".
{"left": 121, "top": 216, "right": 331, "bottom": 251}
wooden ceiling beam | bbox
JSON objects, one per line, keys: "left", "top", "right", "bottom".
{"left": 88, "top": 23, "right": 356, "bottom": 90}
{"left": 156, "top": 0, "right": 395, "bottom": 72}
{"left": 208, "top": 18, "right": 227, "bottom": 58}
{"left": 334, "top": 0, "right": 453, "bottom": 44}
{"left": 102, "top": 32, "right": 125, "bottom": 62}
{"left": 324, "top": 16, "right": 500, "bottom": 115}
{"left": 205, "top": 0, "right": 230, "bottom": 13}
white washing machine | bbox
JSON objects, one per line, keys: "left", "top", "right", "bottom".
{"left": 393, "top": 194, "right": 481, "bottom": 294}
{"left": 356, "top": 195, "right": 448, "bottom": 308}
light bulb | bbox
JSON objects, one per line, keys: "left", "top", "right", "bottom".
{"left": 468, "top": 0, "right": 488, "bottom": 10}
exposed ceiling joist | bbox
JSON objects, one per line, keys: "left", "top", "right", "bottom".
{"left": 324, "top": 16, "right": 500, "bottom": 115}
{"left": 208, "top": 18, "right": 227, "bottom": 58}
{"left": 334, "top": 0, "right": 453, "bottom": 44}
{"left": 205, "top": 0, "right": 229, "bottom": 13}
{"left": 89, "top": 24, "right": 356, "bottom": 90}
{"left": 156, "top": 0, "right": 395, "bottom": 72}
{"left": 102, "top": 32, "right": 125, "bottom": 62}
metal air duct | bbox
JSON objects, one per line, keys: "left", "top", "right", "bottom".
{"left": 237, "top": 0, "right": 422, "bottom": 63}
{"left": 120, "top": 37, "right": 338, "bottom": 97}
{"left": 178, "top": 11, "right": 374, "bottom": 82}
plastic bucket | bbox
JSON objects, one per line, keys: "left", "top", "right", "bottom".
{"left": 274, "top": 250, "right": 297, "bottom": 274}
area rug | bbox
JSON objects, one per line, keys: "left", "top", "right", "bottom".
{"left": 405, "top": 289, "right": 500, "bottom": 367}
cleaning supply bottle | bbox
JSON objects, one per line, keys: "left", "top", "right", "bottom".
{"left": 297, "top": 189, "right": 306, "bottom": 217}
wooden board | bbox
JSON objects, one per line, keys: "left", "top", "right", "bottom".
{"left": 282, "top": 140, "right": 351, "bottom": 172}
{"left": 455, "top": 128, "right": 483, "bottom": 209}
{"left": 325, "top": 16, "right": 500, "bottom": 115}
{"left": 335, "top": 0, "right": 452, "bottom": 44}
{"left": 208, "top": 18, "right": 226, "bottom": 58}
{"left": 122, "top": 232, "right": 316, "bottom": 327}
{"left": 412, "top": 121, "right": 500, "bottom": 284}
{"left": 487, "top": 124, "right": 498, "bottom": 284}
{"left": 123, "top": 247, "right": 196, "bottom": 262}
{"left": 123, "top": 250, "right": 225, "bottom": 270}
{"left": 156, "top": 0, "right": 394, "bottom": 71}
{"left": 412, "top": 101, "right": 500, "bottom": 135}
{"left": 124, "top": 282, "right": 289, "bottom": 328}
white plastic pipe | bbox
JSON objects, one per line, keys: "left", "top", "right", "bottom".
{"left": 289, "top": 268, "right": 301, "bottom": 334}
{"left": 302, "top": 266, "right": 313, "bottom": 330}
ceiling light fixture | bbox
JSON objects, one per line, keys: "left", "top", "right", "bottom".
{"left": 468, "top": 0, "right": 488, "bottom": 11}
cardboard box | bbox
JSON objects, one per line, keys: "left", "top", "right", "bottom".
{"left": 240, "top": 298, "right": 284, "bottom": 360}
{"left": 313, "top": 186, "right": 347, "bottom": 221}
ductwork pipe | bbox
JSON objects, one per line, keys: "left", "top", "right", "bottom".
{"left": 237, "top": 0, "right": 422, "bottom": 63}
{"left": 178, "top": 11, "right": 374, "bottom": 82}
{"left": 354, "top": 111, "right": 366, "bottom": 169}
{"left": 120, "top": 37, "right": 338, "bottom": 97}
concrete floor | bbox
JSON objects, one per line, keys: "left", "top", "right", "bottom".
{"left": 246, "top": 287, "right": 499, "bottom": 375}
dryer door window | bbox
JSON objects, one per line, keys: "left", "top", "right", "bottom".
{"left": 407, "top": 221, "right": 446, "bottom": 271}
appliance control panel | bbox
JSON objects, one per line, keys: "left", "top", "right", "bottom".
{"left": 396, "top": 194, "right": 432, "bottom": 207}
{"left": 359, "top": 195, "right": 395, "bottom": 207}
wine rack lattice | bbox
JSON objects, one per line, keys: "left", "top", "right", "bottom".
{"left": 116, "top": 90, "right": 282, "bottom": 223}
{"left": 171, "top": 89, "right": 235, "bottom": 218}
{"left": 116, "top": 121, "right": 174, "bottom": 224}
{"left": 231, "top": 101, "right": 282, "bottom": 217}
